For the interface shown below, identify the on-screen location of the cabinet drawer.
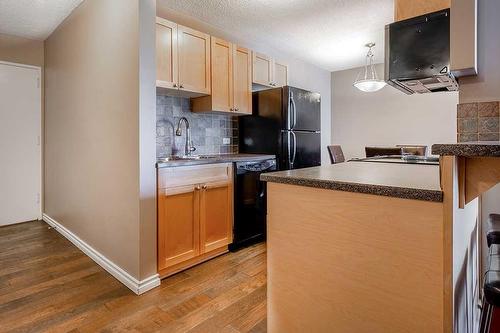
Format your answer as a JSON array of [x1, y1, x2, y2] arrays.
[[158, 163, 231, 189]]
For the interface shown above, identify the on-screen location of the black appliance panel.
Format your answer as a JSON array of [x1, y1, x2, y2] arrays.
[[281, 131, 321, 170], [283, 86, 321, 132], [230, 159, 277, 251], [387, 9, 450, 81]]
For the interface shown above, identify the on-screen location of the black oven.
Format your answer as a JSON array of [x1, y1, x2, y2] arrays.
[[229, 158, 277, 251]]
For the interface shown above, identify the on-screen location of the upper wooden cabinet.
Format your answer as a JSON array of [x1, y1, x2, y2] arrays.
[[156, 17, 288, 108], [156, 18, 211, 97], [394, 0, 450, 21], [156, 18, 177, 89], [252, 52, 273, 87], [192, 38, 252, 114], [233, 46, 252, 115], [157, 163, 233, 277], [273, 61, 289, 88], [252, 51, 288, 88]]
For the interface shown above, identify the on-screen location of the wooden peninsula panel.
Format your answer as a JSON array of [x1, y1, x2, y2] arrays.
[[266, 182, 448, 333]]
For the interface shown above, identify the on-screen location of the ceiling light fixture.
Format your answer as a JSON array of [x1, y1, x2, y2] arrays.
[[353, 43, 386, 92]]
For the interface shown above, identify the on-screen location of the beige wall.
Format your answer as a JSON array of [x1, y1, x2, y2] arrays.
[[331, 64, 458, 159], [0, 33, 44, 67], [44, 0, 145, 278], [156, 7, 332, 165], [138, 0, 158, 280]]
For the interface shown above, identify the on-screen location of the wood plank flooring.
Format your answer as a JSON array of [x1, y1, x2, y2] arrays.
[[0, 221, 267, 333]]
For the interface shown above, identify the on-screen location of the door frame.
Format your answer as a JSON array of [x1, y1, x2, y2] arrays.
[[0, 61, 43, 222]]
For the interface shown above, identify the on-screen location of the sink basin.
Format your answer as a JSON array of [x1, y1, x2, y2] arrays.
[[160, 155, 218, 162]]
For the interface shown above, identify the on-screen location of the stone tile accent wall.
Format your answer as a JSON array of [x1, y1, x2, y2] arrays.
[[156, 95, 239, 158], [457, 101, 500, 142]]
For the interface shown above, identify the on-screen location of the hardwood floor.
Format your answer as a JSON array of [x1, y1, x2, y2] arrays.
[[0, 221, 267, 333]]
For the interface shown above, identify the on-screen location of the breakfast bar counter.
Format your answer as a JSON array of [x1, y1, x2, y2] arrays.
[[261, 160, 450, 333], [262, 143, 500, 333], [261, 160, 443, 202]]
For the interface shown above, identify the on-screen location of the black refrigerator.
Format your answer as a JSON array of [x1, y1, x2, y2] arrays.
[[239, 86, 321, 170]]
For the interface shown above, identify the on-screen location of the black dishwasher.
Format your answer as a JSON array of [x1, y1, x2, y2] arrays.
[[229, 158, 277, 251]]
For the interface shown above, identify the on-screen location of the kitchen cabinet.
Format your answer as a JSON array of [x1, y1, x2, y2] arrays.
[[156, 17, 211, 97], [157, 163, 233, 277], [200, 180, 233, 253], [233, 46, 252, 114], [192, 38, 252, 114], [450, 0, 477, 77], [252, 51, 288, 88], [156, 18, 177, 89], [252, 52, 273, 87], [394, 0, 450, 21], [273, 61, 289, 88], [158, 184, 200, 269]]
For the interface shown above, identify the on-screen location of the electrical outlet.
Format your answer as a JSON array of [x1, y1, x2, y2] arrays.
[[222, 137, 231, 145]]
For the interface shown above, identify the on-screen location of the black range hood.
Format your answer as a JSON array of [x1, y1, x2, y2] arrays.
[[385, 8, 458, 94]]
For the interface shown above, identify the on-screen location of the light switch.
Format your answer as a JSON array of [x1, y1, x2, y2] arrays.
[[222, 137, 231, 145]]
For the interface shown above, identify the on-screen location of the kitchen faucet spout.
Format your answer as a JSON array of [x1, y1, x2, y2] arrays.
[[176, 117, 196, 156]]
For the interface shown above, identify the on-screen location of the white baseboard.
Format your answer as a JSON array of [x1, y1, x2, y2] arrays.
[[42, 214, 160, 295]]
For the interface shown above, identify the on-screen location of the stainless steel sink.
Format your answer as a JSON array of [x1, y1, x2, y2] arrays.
[[160, 155, 218, 162]]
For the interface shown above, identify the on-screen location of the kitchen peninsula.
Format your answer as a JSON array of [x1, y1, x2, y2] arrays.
[[261, 143, 500, 333]]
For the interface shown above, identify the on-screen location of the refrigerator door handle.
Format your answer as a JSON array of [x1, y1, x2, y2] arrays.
[[291, 131, 297, 167], [287, 131, 292, 167], [290, 91, 297, 130]]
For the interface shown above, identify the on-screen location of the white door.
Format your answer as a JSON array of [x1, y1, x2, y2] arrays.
[[0, 62, 42, 226]]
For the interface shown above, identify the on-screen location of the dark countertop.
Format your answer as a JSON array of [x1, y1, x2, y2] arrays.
[[156, 153, 276, 168], [260, 161, 443, 202], [432, 141, 500, 157]]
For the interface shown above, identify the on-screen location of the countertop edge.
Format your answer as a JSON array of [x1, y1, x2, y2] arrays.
[[260, 174, 444, 203], [432, 142, 500, 157], [156, 154, 276, 168]]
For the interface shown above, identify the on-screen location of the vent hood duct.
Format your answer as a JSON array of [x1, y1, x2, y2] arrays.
[[385, 9, 458, 94]]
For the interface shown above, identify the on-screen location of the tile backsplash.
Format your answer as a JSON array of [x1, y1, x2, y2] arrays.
[[457, 101, 500, 142], [156, 95, 239, 158]]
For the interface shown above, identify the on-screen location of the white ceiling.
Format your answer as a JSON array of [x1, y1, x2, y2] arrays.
[[0, 0, 84, 40], [158, 0, 394, 72]]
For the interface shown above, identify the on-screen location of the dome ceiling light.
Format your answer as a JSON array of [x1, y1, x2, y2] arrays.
[[353, 43, 386, 92]]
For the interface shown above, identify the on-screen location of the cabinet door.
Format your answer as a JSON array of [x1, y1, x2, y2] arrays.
[[158, 185, 200, 271], [211, 37, 233, 112], [177, 25, 211, 95], [394, 0, 450, 21], [273, 61, 288, 87], [156, 18, 178, 89], [233, 46, 252, 114], [199, 181, 233, 253], [252, 52, 273, 87]]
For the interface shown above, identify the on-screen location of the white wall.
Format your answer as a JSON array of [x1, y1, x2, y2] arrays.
[[156, 7, 332, 164], [331, 64, 459, 159]]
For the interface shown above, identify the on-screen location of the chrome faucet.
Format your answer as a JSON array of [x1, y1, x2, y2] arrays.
[[175, 117, 196, 156]]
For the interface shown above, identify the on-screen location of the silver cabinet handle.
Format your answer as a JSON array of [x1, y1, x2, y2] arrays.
[[179, 84, 184, 88], [202, 185, 208, 190], [173, 83, 177, 88], [230, 108, 234, 111], [235, 108, 239, 112], [195, 185, 201, 190]]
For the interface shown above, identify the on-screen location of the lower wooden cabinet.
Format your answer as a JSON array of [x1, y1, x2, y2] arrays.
[[200, 181, 233, 253], [158, 184, 200, 270], [157, 163, 233, 277]]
